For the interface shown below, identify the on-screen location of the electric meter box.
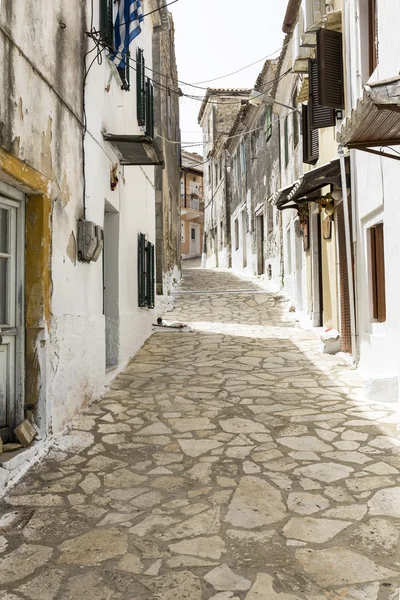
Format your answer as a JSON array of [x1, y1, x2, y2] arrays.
[[77, 220, 97, 262]]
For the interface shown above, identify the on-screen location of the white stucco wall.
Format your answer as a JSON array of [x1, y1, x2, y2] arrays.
[[344, 0, 400, 401], [49, 3, 157, 431]]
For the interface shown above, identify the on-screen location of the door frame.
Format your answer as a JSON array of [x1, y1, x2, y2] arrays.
[[190, 222, 201, 255], [0, 180, 25, 439]]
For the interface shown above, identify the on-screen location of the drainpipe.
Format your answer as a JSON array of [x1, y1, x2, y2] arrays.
[[338, 145, 357, 362]]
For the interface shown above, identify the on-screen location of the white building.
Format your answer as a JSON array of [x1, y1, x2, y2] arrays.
[[0, 0, 168, 480], [340, 0, 400, 402]]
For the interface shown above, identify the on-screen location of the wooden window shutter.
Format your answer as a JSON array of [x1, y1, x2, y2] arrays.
[[100, 0, 114, 48], [145, 79, 154, 139], [370, 223, 386, 322], [264, 107, 272, 141], [118, 51, 130, 91], [138, 233, 146, 307], [308, 59, 335, 129], [125, 51, 130, 91], [317, 29, 345, 109], [302, 104, 319, 164], [368, 0, 378, 74], [136, 49, 146, 127], [284, 116, 289, 166], [146, 242, 155, 309]]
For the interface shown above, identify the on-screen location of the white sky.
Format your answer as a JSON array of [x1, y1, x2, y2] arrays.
[[169, 0, 289, 153]]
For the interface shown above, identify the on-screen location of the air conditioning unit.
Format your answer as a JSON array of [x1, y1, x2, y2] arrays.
[[305, 0, 326, 31], [293, 24, 315, 73]]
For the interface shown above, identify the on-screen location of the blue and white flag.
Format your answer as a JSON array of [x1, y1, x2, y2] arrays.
[[110, 0, 144, 68]]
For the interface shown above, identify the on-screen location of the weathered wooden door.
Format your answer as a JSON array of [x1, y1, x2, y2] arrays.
[[0, 185, 25, 442]]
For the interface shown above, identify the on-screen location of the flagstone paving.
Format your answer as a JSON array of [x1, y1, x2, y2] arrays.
[[1, 262, 400, 599]]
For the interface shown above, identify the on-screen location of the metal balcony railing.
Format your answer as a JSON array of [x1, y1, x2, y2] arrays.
[[181, 194, 204, 211]]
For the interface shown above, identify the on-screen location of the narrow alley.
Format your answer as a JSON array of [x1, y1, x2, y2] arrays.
[[1, 262, 400, 600]]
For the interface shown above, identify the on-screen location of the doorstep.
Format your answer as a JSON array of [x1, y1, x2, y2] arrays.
[[0, 438, 51, 497]]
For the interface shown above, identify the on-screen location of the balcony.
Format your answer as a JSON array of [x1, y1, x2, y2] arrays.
[[181, 194, 204, 211]]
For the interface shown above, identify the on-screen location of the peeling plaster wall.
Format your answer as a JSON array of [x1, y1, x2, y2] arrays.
[[0, 0, 158, 435]]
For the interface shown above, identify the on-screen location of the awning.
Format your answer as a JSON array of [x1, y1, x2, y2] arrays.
[[270, 182, 299, 208], [339, 77, 400, 160], [103, 134, 164, 166], [276, 158, 347, 210]]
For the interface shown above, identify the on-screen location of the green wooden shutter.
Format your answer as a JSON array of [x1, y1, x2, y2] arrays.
[[317, 29, 345, 109], [136, 49, 146, 126], [146, 242, 155, 309], [302, 104, 319, 164], [118, 51, 130, 91], [309, 59, 335, 129], [100, 0, 113, 48], [284, 116, 289, 166], [138, 233, 146, 307], [125, 51, 131, 91], [145, 79, 154, 138]]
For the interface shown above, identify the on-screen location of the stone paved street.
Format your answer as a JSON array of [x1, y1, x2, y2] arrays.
[[1, 262, 400, 599]]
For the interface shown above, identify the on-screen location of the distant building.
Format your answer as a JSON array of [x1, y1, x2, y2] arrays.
[[198, 89, 251, 268], [180, 151, 204, 258]]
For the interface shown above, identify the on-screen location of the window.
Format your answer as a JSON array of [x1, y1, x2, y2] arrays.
[[100, 0, 130, 91], [286, 225, 292, 275], [220, 221, 224, 249], [117, 52, 130, 91], [235, 218, 239, 250], [239, 142, 246, 173], [167, 92, 172, 138], [145, 78, 154, 138], [284, 116, 289, 167], [369, 223, 386, 322], [251, 134, 256, 156], [308, 58, 335, 129], [136, 49, 154, 136], [292, 91, 299, 148], [368, 0, 378, 74], [302, 104, 319, 164], [265, 107, 272, 141], [317, 29, 345, 110], [138, 234, 155, 309], [100, 0, 113, 48], [191, 228, 196, 240], [136, 49, 146, 126], [181, 221, 185, 243]]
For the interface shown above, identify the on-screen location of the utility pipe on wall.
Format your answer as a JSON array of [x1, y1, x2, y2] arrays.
[[338, 145, 357, 362]]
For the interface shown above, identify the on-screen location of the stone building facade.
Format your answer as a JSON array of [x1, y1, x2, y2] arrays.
[[225, 60, 282, 283], [153, 12, 181, 296], [198, 89, 250, 268]]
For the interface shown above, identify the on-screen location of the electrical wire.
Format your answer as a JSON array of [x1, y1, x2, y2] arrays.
[[82, 30, 107, 219], [87, 32, 293, 113], [112, 0, 180, 30], [88, 27, 293, 94], [189, 38, 297, 85]]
